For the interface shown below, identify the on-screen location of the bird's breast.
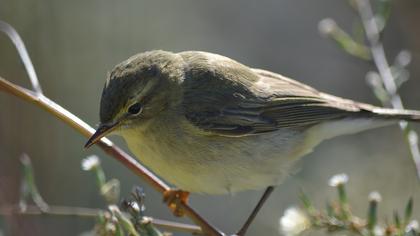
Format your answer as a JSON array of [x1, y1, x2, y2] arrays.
[[120, 113, 310, 194]]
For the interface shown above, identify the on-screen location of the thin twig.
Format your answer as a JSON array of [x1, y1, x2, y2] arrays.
[[0, 204, 102, 218], [0, 204, 202, 234], [19, 153, 49, 212], [0, 21, 42, 94], [152, 218, 202, 234], [354, 0, 420, 179], [0, 21, 222, 236]]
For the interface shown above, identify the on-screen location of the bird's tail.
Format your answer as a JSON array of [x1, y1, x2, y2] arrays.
[[308, 106, 420, 142], [367, 106, 420, 122]]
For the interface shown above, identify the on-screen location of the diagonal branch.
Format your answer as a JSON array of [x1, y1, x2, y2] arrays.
[[0, 21, 223, 236], [0, 76, 221, 235]]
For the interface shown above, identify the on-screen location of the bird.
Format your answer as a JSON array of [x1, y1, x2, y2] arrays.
[[85, 50, 420, 234]]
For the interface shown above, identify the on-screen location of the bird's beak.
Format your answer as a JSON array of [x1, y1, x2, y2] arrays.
[[84, 121, 120, 148]]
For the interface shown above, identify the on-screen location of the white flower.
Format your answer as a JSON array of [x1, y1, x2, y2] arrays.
[[368, 191, 382, 203], [318, 18, 337, 36], [141, 216, 153, 225], [405, 220, 419, 233], [108, 204, 120, 213], [374, 225, 385, 236], [396, 50, 412, 67], [130, 201, 141, 213], [279, 207, 310, 236], [328, 173, 349, 187], [81, 155, 100, 171]]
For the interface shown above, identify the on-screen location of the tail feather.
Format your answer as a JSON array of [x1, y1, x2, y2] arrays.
[[368, 107, 420, 122], [304, 105, 420, 147]]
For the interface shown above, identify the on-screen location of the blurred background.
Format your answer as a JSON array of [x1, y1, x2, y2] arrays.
[[1, 0, 420, 235]]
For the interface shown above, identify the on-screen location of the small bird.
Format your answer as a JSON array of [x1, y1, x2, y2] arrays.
[[85, 50, 420, 231]]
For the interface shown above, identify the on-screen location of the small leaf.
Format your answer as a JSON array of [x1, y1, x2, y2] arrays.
[[299, 190, 314, 213], [366, 71, 391, 103], [351, 19, 365, 44], [336, 184, 351, 220], [318, 18, 371, 60], [367, 196, 379, 231], [404, 198, 413, 224], [367, 203, 380, 236], [109, 205, 139, 236], [114, 223, 125, 236], [394, 210, 401, 230], [375, 0, 392, 32], [326, 200, 334, 218], [19, 153, 49, 212], [391, 66, 409, 89]]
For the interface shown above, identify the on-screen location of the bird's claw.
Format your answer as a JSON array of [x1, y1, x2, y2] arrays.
[[163, 189, 190, 217]]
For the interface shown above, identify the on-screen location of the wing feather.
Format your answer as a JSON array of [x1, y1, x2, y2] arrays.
[[180, 52, 368, 136]]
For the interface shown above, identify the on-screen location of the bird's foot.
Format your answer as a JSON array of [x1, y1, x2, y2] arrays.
[[163, 189, 190, 217]]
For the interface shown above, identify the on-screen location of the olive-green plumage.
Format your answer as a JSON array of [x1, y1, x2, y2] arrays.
[[89, 50, 420, 194]]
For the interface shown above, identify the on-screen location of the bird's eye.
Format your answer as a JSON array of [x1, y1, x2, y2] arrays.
[[127, 103, 143, 115]]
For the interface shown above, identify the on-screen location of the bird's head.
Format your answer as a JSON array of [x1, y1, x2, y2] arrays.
[[85, 50, 184, 148]]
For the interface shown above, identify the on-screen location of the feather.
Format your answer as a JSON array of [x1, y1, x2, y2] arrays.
[[180, 52, 420, 136]]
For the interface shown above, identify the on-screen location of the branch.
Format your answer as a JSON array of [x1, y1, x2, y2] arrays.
[[354, 0, 420, 179], [0, 20, 222, 236], [0, 204, 202, 234], [0, 204, 101, 218], [0, 21, 42, 94]]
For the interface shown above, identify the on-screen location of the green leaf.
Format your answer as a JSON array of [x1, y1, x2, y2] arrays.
[[19, 153, 49, 212], [394, 210, 401, 229], [326, 200, 334, 218], [299, 190, 314, 213], [404, 197, 413, 224], [375, 0, 392, 31], [367, 199, 378, 231], [114, 224, 125, 236], [318, 18, 371, 60], [109, 205, 139, 236], [336, 184, 351, 220]]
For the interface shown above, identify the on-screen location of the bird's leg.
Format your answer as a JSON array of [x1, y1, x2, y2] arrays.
[[163, 189, 190, 217], [235, 186, 275, 236]]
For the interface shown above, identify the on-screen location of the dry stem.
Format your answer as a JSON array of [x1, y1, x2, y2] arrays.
[[0, 204, 202, 234]]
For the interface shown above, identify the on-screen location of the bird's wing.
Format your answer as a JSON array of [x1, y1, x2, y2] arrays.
[[180, 52, 370, 137]]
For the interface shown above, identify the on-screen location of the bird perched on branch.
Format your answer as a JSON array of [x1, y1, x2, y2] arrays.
[[85, 50, 420, 231]]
